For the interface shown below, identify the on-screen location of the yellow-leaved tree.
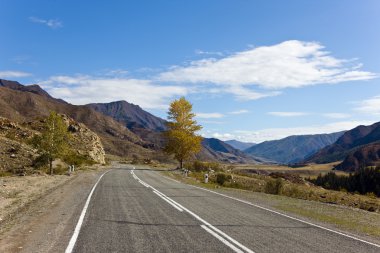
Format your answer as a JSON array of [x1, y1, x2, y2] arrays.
[[164, 97, 203, 169]]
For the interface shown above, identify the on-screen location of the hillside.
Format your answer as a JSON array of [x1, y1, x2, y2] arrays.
[[334, 143, 380, 172], [307, 122, 380, 164], [0, 79, 154, 159], [199, 138, 265, 164], [87, 101, 167, 131], [244, 132, 344, 164], [0, 115, 105, 174], [0, 79, 259, 164], [87, 100, 258, 164], [225, 140, 255, 151]]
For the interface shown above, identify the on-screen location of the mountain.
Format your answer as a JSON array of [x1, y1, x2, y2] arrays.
[[306, 122, 380, 171], [87, 101, 262, 164], [0, 79, 259, 164], [0, 79, 154, 159], [225, 140, 255, 151], [87, 101, 167, 131], [244, 132, 344, 164], [199, 138, 265, 164]]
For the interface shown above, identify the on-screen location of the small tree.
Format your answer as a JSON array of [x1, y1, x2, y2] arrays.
[[164, 97, 203, 169], [31, 112, 70, 175]]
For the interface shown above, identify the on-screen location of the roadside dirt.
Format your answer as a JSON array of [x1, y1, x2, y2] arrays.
[[0, 167, 108, 253]]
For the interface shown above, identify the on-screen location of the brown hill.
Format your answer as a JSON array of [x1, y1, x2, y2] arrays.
[[307, 122, 380, 164], [0, 80, 153, 159], [334, 143, 380, 172]]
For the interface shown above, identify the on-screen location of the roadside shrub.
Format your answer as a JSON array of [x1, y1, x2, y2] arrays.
[[265, 178, 284, 195], [63, 152, 95, 167], [216, 173, 229, 185], [33, 153, 50, 168], [187, 161, 222, 172]]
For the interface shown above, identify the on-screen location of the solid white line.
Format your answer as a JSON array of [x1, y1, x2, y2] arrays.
[[65, 170, 111, 253], [153, 190, 185, 212], [201, 225, 244, 253], [132, 169, 254, 253], [153, 191, 184, 212], [163, 175, 380, 249]]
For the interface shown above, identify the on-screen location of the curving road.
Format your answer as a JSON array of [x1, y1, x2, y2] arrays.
[[67, 166, 380, 253]]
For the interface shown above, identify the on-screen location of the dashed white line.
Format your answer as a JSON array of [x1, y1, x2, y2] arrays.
[[131, 168, 254, 253], [65, 170, 111, 253]]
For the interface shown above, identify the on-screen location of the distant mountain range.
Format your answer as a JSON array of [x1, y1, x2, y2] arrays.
[[244, 132, 345, 164], [225, 140, 255, 151], [307, 122, 380, 172]]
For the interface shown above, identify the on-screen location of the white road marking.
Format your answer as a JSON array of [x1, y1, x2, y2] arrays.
[[153, 191, 184, 212], [131, 168, 254, 253], [201, 225, 245, 253], [65, 170, 111, 253], [163, 174, 380, 249]]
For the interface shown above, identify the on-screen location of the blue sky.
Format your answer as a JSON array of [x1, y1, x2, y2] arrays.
[[1, 0, 380, 143]]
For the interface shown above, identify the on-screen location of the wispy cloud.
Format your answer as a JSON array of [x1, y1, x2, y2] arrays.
[[0, 70, 32, 78], [229, 109, 249, 115], [322, 113, 351, 119], [354, 95, 380, 115], [41, 75, 188, 109], [196, 112, 224, 119], [268, 111, 309, 117], [29, 16, 63, 29], [206, 120, 376, 143], [158, 40, 377, 100], [195, 49, 224, 56]]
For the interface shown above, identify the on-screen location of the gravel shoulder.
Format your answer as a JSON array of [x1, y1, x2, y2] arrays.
[[0, 166, 109, 253]]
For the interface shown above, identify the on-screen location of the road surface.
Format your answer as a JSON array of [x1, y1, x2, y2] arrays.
[[67, 167, 380, 253]]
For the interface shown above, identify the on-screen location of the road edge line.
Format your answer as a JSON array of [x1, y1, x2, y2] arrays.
[[65, 170, 111, 253]]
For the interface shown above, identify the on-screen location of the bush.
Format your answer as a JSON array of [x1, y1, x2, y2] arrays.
[[265, 178, 284, 195], [216, 173, 227, 185], [33, 153, 50, 168], [63, 151, 95, 167], [187, 161, 222, 172]]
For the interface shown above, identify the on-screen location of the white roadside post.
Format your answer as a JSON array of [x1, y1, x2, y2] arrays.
[[204, 173, 209, 183]]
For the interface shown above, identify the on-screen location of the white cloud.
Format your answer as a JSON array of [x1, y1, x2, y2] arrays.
[[229, 109, 249, 115], [205, 120, 376, 143], [0, 70, 32, 78], [322, 113, 351, 119], [196, 112, 224, 119], [41, 75, 188, 109], [268, 111, 309, 117], [354, 95, 380, 115], [158, 40, 377, 100], [29, 16, 63, 29]]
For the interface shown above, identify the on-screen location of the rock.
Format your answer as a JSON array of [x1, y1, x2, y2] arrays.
[[10, 154, 16, 158]]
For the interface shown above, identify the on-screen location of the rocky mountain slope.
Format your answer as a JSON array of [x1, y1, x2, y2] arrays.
[[225, 140, 255, 151], [0, 79, 258, 164], [244, 132, 344, 164], [87, 101, 167, 131], [0, 115, 105, 174], [0, 79, 154, 159]]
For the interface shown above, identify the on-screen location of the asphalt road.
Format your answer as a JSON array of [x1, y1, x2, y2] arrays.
[[68, 167, 380, 253]]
